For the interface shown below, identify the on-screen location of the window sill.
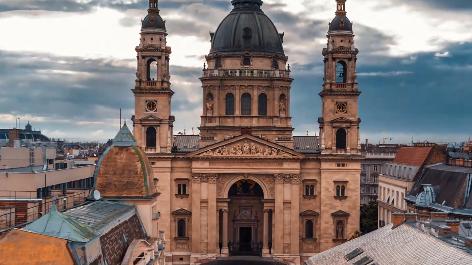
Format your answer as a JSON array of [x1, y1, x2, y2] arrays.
[[302, 238, 317, 242], [334, 196, 348, 200], [332, 238, 347, 243], [303, 195, 317, 200], [174, 237, 189, 241], [175, 194, 189, 199]]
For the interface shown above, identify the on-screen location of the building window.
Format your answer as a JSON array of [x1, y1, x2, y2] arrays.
[[305, 220, 314, 239], [272, 58, 279, 69], [243, 56, 251, 66], [225, 93, 235, 115], [258, 93, 267, 116], [336, 128, 347, 150], [335, 220, 345, 239], [241, 93, 252, 115], [178, 184, 187, 195], [146, 127, 157, 148], [176, 180, 189, 197], [147, 59, 158, 81], [304, 184, 316, 197], [177, 219, 186, 238], [373, 165, 378, 172], [335, 182, 347, 199], [215, 57, 222, 68], [335, 61, 347, 83]]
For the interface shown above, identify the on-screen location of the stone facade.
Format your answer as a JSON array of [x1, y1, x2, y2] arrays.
[[132, 1, 361, 264]]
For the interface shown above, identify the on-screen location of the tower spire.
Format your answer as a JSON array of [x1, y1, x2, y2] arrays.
[[335, 0, 347, 16], [149, 0, 159, 10]]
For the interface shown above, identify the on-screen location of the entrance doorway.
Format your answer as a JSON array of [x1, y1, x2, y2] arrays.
[[227, 179, 264, 256], [239, 227, 252, 252]]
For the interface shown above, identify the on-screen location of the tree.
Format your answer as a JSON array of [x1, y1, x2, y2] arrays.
[[360, 201, 378, 234]]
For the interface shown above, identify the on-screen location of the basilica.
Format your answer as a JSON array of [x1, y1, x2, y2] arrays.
[[95, 0, 362, 264]]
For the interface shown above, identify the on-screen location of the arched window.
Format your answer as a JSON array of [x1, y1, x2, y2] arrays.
[[225, 93, 235, 115], [305, 220, 314, 239], [336, 220, 345, 239], [336, 185, 341, 197], [258, 93, 267, 116], [146, 127, 157, 148], [336, 61, 347, 83], [336, 128, 347, 150], [341, 186, 346, 197], [177, 219, 186, 238], [147, 59, 158, 81], [241, 93, 252, 115]]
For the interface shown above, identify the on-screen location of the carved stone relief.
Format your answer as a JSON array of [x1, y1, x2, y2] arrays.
[[199, 140, 293, 158]]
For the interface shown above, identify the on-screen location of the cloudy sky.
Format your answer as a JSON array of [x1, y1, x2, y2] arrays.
[[0, 0, 470, 143]]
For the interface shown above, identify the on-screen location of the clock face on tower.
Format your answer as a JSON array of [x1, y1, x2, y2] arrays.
[[145, 100, 158, 112]]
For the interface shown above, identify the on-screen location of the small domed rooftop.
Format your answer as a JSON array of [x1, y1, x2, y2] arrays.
[[141, 0, 166, 31], [94, 124, 157, 199], [210, 0, 284, 55], [329, 0, 353, 32]]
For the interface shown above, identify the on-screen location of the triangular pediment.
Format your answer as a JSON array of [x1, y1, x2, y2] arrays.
[[188, 135, 303, 159], [139, 114, 162, 121], [172, 208, 192, 216], [331, 210, 350, 217], [330, 117, 353, 124], [300, 210, 320, 217]]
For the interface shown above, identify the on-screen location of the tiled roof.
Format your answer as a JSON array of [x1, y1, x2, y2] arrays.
[[306, 223, 472, 265], [172, 135, 321, 154], [393, 146, 433, 167], [293, 136, 320, 153], [409, 164, 472, 210], [173, 135, 199, 152], [113, 123, 136, 147]]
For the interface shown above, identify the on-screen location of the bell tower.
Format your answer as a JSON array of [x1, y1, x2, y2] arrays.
[[133, 0, 174, 153], [319, 0, 361, 155]]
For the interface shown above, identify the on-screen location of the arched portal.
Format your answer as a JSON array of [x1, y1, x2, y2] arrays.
[[227, 179, 264, 256]]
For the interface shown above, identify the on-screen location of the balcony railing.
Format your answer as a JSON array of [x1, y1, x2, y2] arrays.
[[202, 69, 291, 79]]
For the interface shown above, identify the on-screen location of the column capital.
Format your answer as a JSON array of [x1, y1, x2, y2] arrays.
[[291, 174, 301, 184]]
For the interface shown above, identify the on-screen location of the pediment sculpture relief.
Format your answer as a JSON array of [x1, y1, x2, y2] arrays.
[[199, 140, 293, 158]]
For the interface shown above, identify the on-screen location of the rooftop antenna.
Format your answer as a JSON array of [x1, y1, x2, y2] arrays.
[[120, 108, 122, 128]]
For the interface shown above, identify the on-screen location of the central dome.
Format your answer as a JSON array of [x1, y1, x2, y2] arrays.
[[210, 0, 285, 55]]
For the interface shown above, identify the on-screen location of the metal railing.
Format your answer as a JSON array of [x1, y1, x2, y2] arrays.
[[0, 190, 89, 232], [203, 69, 291, 79]]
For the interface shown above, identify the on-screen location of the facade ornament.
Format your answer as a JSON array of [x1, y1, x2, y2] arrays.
[[200, 140, 292, 158], [279, 97, 287, 115], [291, 174, 301, 184]]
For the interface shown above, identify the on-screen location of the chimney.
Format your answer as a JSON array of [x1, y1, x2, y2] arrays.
[[446, 220, 460, 234], [392, 212, 405, 228], [430, 212, 449, 221], [7, 129, 20, 147], [404, 213, 417, 223], [437, 225, 452, 237]]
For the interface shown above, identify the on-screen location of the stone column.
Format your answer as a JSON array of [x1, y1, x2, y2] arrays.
[[222, 208, 229, 255], [191, 175, 201, 253], [274, 174, 284, 254], [262, 208, 270, 255], [207, 175, 218, 254], [290, 175, 301, 255]]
